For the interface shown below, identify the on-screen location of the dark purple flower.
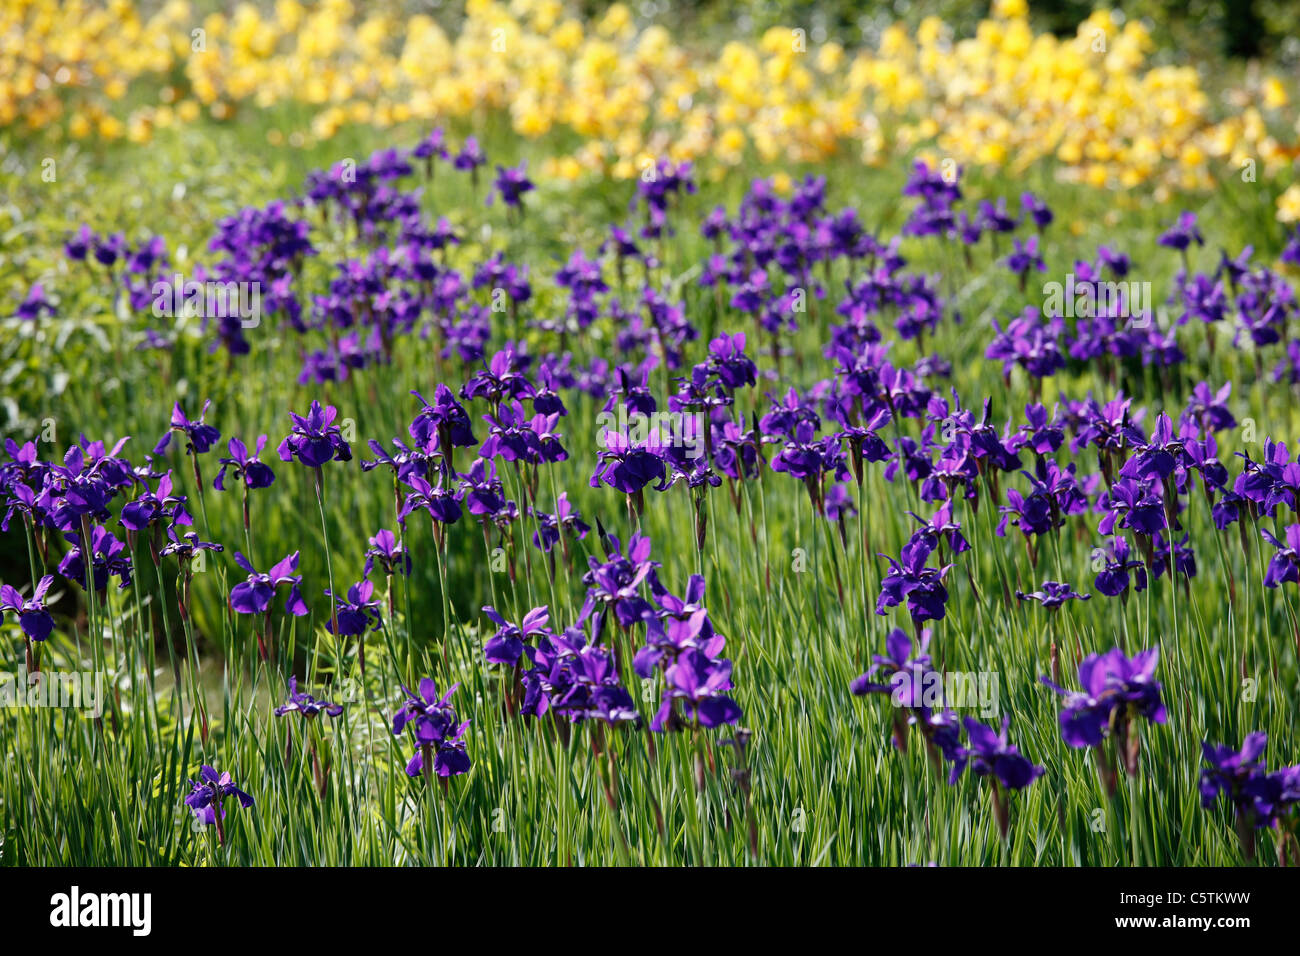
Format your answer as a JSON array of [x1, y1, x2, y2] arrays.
[[1021, 192, 1053, 229], [654, 646, 741, 729], [214, 436, 276, 490], [453, 137, 485, 172], [364, 528, 410, 577], [1015, 580, 1090, 610], [580, 530, 658, 639], [1261, 525, 1300, 588], [325, 579, 382, 636], [120, 471, 191, 532], [15, 283, 55, 321], [278, 401, 352, 468], [531, 492, 590, 553], [274, 676, 344, 718], [522, 626, 640, 725], [391, 678, 471, 778], [952, 716, 1044, 791], [1157, 211, 1204, 252], [398, 473, 463, 526], [0, 575, 56, 641], [707, 332, 758, 390], [877, 537, 951, 625], [57, 525, 133, 591], [591, 427, 667, 496], [409, 385, 477, 451], [154, 400, 220, 457], [489, 162, 534, 210], [1093, 536, 1147, 597], [229, 551, 309, 616], [482, 604, 550, 666], [184, 765, 254, 828], [159, 528, 223, 566], [1199, 732, 1289, 857], [1041, 647, 1166, 761]]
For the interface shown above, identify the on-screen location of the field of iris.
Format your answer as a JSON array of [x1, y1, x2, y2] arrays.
[[3, 1, 1300, 868]]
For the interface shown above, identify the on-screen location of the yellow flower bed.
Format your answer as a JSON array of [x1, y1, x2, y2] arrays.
[[3, 0, 1296, 218]]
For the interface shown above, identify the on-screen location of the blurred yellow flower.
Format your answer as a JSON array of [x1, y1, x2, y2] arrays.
[[1279, 184, 1300, 224]]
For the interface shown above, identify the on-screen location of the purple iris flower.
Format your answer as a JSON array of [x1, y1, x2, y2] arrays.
[[1004, 236, 1046, 283], [1093, 537, 1147, 598], [1098, 477, 1167, 536], [977, 198, 1018, 235], [1157, 211, 1204, 252], [154, 400, 221, 457], [522, 626, 640, 725], [460, 458, 505, 516], [1198, 732, 1294, 858], [229, 551, 309, 616], [93, 231, 127, 267], [274, 676, 344, 718], [591, 427, 667, 496], [409, 386, 477, 451], [848, 626, 962, 763], [453, 137, 486, 173], [1151, 532, 1196, 580], [952, 716, 1044, 791], [214, 436, 276, 490], [906, 501, 969, 554], [0, 575, 56, 641], [364, 528, 410, 577], [1022, 403, 1064, 455], [57, 525, 133, 591], [398, 473, 463, 526], [482, 605, 550, 666], [489, 163, 534, 210], [1201, 732, 1270, 813], [1021, 192, 1053, 229], [996, 484, 1056, 539], [769, 418, 831, 480], [120, 471, 191, 532], [1040, 647, 1166, 784], [1015, 581, 1090, 610], [64, 224, 96, 261], [876, 537, 951, 626], [531, 492, 590, 553], [618, 568, 727, 727], [760, 387, 820, 439], [15, 283, 55, 321], [1261, 525, 1300, 588], [1182, 381, 1236, 434], [986, 308, 1066, 381], [159, 528, 223, 567], [462, 349, 536, 406], [605, 364, 658, 417], [478, 401, 541, 463], [412, 127, 447, 163], [1097, 244, 1131, 277], [278, 401, 352, 468], [325, 579, 382, 636], [391, 678, 471, 778], [184, 765, 254, 828], [850, 627, 931, 700], [580, 531, 658, 639], [654, 647, 741, 729], [707, 332, 758, 389], [1181, 430, 1229, 491], [1119, 412, 1182, 482], [1236, 439, 1300, 516]]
